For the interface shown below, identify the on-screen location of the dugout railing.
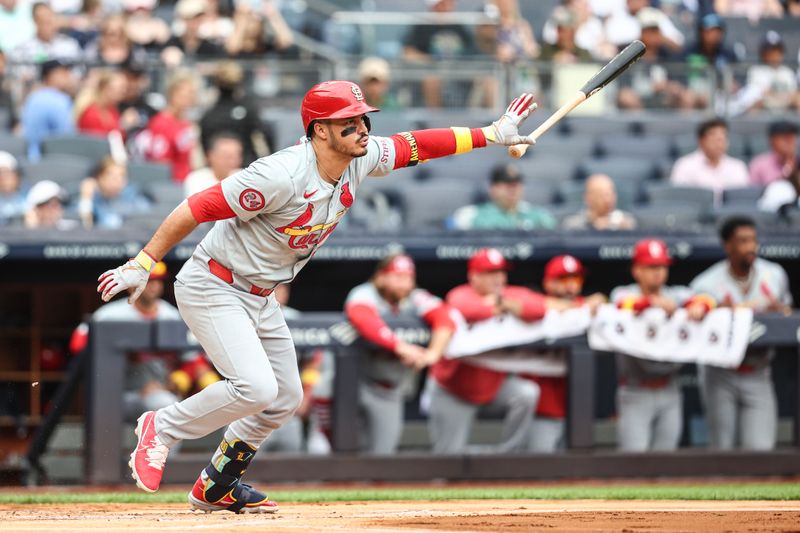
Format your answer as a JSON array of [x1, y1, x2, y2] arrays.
[[77, 313, 800, 486]]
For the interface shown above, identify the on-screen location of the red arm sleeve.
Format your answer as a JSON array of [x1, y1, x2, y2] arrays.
[[187, 182, 236, 223], [501, 287, 547, 322], [391, 128, 487, 169], [446, 286, 496, 323], [345, 302, 399, 352], [422, 303, 457, 332]]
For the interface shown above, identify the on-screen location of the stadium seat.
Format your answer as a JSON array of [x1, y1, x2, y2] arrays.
[[633, 205, 704, 231], [706, 205, 777, 227], [644, 184, 715, 209], [20, 154, 94, 184], [577, 156, 657, 182], [146, 181, 185, 207], [128, 162, 172, 189], [416, 149, 509, 184], [0, 108, 10, 131], [728, 116, 774, 136], [556, 180, 585, 207], [514, 155, 579, 183], [560, 116, 637, 136], [723, 187, 764, 206], [522, 179, 558, 205], [414, 109, 497, 129], [0, 132, 26, 158], [528, 134, 597, 160], [401, 179, 477, 229], [41, 135, 111, 163], [597, 135, 673, 160], [370, 112, 419, 137], [638, 114, 701, 136]]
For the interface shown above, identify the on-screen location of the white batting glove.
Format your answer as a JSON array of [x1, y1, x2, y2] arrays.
[[482, 93, 538, 146], [97, 251, 157, 303]]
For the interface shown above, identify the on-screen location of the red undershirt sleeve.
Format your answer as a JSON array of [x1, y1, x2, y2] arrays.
[[391, 128, 487, 169], [187, 182, 237, 223], [345, 302, 399, 352], [422, 303, 457, 332]]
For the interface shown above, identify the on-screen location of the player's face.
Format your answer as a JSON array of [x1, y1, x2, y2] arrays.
[[378, 271, 415, 302], [632, 264, 668, 292], [725, 226, 758, 271], [544, 275, 583, 299], [469, 270, 507, 296], [324, 115, 370, 158]]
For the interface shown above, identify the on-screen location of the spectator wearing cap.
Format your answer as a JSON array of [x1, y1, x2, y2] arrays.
[[124, 0, 170, 52], [403, 0, 476, 108], [344, 253, 456, 454], [541, 0, 616, 61], [358, 57, 399, 111], [617, 8, 702, 111], [427, 248, 581, 453], [610, 239, 714, 451], [669, 118, 749, 206], [538, 6, 593, 64], [84, 13, 149, 67], [12, 2, 83, 65], [161, 0, 224, 67], [733, 32, 799, 114], [713, 0, 783, 21], [21, 59, 76, 161], [522, 255, 606, 452], [449, 164, 556, 231], [184, 133, 243, 197], [23, 179, 78, 229], [605, 0, 685, 52], [135, 72, 198, 182], [77, 157, 151, 229], [72, 261, 184, 422], [750, 120, 799, 188], [691, 217, 792, 450], [682, 13, 738, 72], [199, 61, 273, 164], [0, 0, 35, 53], [118, 57, 157, 139], [0, 151, 26, 224], [562, 174, 636, 231]]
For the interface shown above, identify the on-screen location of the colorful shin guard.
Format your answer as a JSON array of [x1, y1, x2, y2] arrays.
[[202, 439, 257, 507]]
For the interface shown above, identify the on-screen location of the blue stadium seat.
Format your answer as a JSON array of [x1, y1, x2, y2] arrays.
[[639, 114, 701, 136], [577, 156, 657, 182], [370, 112, 420, 137], [20, 154, 94, 185], [597, 135, 673, 160], [128, 162, 172, 189], [723, 186, 764, 206], [0, 108, 10, 131], [528, 134, 597, 160], [514, 154, 579, 183], [415, 149, 509, 184], [0, 132, 26, 158], [633, 205, 704, 231], [146, 181, 185, 207], [401, 179, 477, 229], [644, 183, 715, 209], [41, 135, 111, 164], [560, 116, 637, 136]]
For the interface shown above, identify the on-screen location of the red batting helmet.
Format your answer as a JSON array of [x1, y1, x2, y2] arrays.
[[301, 80, 379, 137]]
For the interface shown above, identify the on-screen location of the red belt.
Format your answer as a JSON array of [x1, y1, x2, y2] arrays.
[[208, 259, 273, 297], [736, 364, 756, 375], [619, 376, 672, 390]]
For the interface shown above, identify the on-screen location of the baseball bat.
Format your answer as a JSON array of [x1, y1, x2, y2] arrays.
[[508, 40, 646, 159]]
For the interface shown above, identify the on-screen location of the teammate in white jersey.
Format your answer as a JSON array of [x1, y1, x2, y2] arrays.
[[691, 216, 792, 450], [96, 80, 537, 513]]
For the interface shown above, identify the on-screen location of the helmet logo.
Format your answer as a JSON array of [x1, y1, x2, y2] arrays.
[[351, 84, 364, 101]]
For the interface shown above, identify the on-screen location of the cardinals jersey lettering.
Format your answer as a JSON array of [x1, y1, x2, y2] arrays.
[[189, 136, 396, 290]]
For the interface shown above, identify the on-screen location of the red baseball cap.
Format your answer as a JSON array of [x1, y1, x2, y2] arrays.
[[379, 254, 415, 275], [544, 255, 585, 281], [468, 248, 510, 274], [632, 239, 672, 266]]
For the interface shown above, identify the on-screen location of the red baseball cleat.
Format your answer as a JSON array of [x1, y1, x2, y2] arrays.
[[129, 411, 169, 493], [188, 474, 279, 514]]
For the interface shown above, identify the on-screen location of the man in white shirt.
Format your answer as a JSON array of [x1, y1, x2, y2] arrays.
[[183, 133, 243, 197], [669, 118, 749, 206], [605, 0, 685, 51], [732, 31, 799, 114]]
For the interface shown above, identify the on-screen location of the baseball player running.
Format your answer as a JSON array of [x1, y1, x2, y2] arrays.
[[96, 81, 537, 513]]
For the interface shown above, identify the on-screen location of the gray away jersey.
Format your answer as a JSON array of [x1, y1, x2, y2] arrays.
[[195, 136, 397, 288], [690, 258, 792, 310]]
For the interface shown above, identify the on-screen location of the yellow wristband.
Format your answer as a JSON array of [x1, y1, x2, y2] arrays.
[[451, 127, 473, 154], [135, 250, 155, 272]]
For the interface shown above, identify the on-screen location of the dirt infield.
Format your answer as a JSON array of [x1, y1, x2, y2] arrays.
[[2, 500, 800, 532]]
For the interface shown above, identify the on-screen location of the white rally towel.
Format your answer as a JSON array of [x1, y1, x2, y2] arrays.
[[445, 306, 593, 358], [588, 304, 754, 368]]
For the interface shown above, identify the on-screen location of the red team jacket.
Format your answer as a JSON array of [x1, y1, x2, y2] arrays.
[[137, 111, 195, 182], [430, 284, 547, 405]]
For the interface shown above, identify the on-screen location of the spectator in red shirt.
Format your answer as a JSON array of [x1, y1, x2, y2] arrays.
[[521, 255, 605, 452], [427, 248, 571, 454], [344, 253, 456, 454], [135, 72, 198, 181], [76, 69, 128, 139]]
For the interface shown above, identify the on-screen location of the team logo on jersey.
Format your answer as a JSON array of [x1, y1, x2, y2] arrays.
[[275, 183, 355, 249], [239, 189, 265, 211], [351, 84, 364, 101]]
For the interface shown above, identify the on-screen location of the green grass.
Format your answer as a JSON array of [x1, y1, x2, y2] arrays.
[[2, 483, 800, 505]]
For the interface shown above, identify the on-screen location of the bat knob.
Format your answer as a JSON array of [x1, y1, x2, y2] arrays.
[[508, 145, 527, 159]]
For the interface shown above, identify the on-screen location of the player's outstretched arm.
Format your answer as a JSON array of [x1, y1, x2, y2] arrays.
[[385, 94, 537, 171], [97, 202, 199, 303]]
